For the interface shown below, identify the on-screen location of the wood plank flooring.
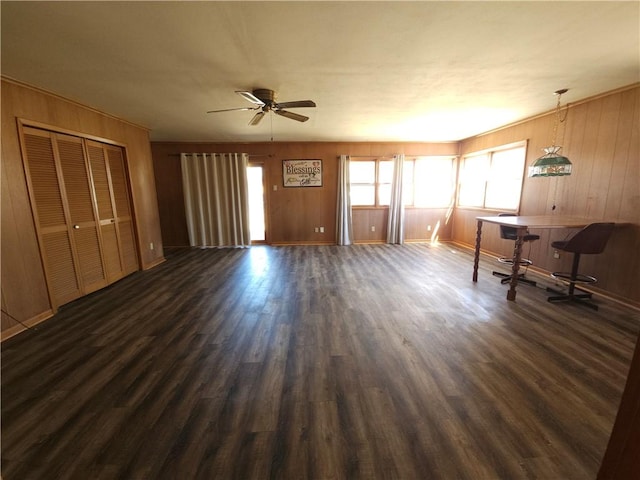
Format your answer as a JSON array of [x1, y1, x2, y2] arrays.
[[2, 243, 639, 479]]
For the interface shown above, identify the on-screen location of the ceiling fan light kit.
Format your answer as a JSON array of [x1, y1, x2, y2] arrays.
[[208, 89, 316, 126]]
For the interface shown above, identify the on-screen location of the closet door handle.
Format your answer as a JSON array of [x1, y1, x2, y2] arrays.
[[73, 225, 80, 229]]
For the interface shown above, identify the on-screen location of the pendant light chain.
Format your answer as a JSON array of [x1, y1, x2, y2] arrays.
[[552, 88, 569, 148], [551, 91, 561, 146]]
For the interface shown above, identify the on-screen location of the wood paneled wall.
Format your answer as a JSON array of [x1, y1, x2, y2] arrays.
[[1, 78, 165, 338], [452, 85, 640, 306], [151, 142, 458, 246], [154, 87, 639, 306], [10, 80, 632, 330]]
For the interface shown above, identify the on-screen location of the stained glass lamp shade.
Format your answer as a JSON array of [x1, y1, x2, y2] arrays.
[[528, 146, 572, 177]]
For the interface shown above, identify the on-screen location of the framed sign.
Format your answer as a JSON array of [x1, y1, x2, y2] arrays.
[[283, 159, 322, 187]]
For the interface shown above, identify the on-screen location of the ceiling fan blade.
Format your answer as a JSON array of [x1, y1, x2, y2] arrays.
[[206, 107, 257, 113], [275, 110, 309, 122], [236, 90, 265, 106], [249, 111, 266, 125], [275, 100, 316, 109]]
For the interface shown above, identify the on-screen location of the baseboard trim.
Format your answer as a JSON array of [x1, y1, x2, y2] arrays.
[[1, 309, 54, 342], [270, 241, 335, 246], [142, 256, 166, 270]]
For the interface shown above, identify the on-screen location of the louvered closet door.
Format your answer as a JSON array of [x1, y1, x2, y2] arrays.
[[86, 140, 124, 282], [22, 126, 139, 310], [56, 133, 107, 294], [22, 127, 81, 306], [106, 145, 138, 274]]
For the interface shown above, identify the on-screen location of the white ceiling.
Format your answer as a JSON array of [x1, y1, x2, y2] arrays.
[[2, 1, 639, 143]]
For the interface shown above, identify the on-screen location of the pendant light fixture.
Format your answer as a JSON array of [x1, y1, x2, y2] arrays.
[[528, 88, 572, 177]]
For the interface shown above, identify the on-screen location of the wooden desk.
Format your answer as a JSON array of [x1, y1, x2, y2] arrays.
[[472, 215, 591, 301]]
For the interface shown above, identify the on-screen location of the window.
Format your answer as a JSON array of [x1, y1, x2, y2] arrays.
[[458, 154, 490, 207], [457, 143, 527, 210], [349, 159, 394, 206], [403, 156, 457, 208]]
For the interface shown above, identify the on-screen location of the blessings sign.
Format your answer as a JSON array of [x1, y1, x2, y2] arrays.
[[283, 159, 322, 187]]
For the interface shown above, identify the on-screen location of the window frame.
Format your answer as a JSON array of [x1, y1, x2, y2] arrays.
[[456, 141, 528, 211], [403, 156, 458, 209], [349, 157, 394, 208]]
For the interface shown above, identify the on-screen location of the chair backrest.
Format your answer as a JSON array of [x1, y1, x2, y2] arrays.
[[562, 222, 615, 254], [498, 213, 518, 240]]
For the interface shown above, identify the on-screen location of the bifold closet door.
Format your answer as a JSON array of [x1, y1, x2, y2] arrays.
[[22, 128, 82, 306], [105, 145, 138, 275], [22, 127, 109, 305], [86, 141, 124, 282], [56, 133, 108, 295], [86, 141, 138, 281]]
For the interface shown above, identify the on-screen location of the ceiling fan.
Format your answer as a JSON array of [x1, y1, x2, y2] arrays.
[[207, 89, 316, 125]]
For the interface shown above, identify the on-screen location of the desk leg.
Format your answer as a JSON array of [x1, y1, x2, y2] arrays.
[[507, 229, 525, 301], [473, 220, 482, 282]]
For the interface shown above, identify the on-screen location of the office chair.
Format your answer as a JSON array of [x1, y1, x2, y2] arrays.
[[492, 213, 540, 287], [546, 222, 615, 311]]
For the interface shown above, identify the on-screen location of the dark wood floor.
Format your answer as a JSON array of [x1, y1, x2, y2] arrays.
[[2, 243, 639, 479]]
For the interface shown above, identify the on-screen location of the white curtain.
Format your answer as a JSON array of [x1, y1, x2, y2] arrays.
[[181, 153, 251, 247], [336, 154, 353, 245], [386, 154, 405, 244]]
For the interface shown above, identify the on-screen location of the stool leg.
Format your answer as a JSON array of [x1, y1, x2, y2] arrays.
[[547, 252, 598, 310], [507, 233, 524, 301], [568, 253, 581, 295]]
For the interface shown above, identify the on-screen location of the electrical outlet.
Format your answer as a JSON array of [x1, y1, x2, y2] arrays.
[[273, 185, 278, 191], [150, 242, 154, 250], [427, 225, 432, 231], [320, 226, 324, 233], [314, 227, 319, 233], [553, 250, 560, 259], [371, 226, 376, 232]]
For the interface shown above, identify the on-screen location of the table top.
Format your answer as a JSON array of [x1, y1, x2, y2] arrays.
[[476, 215, 593, 229]]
